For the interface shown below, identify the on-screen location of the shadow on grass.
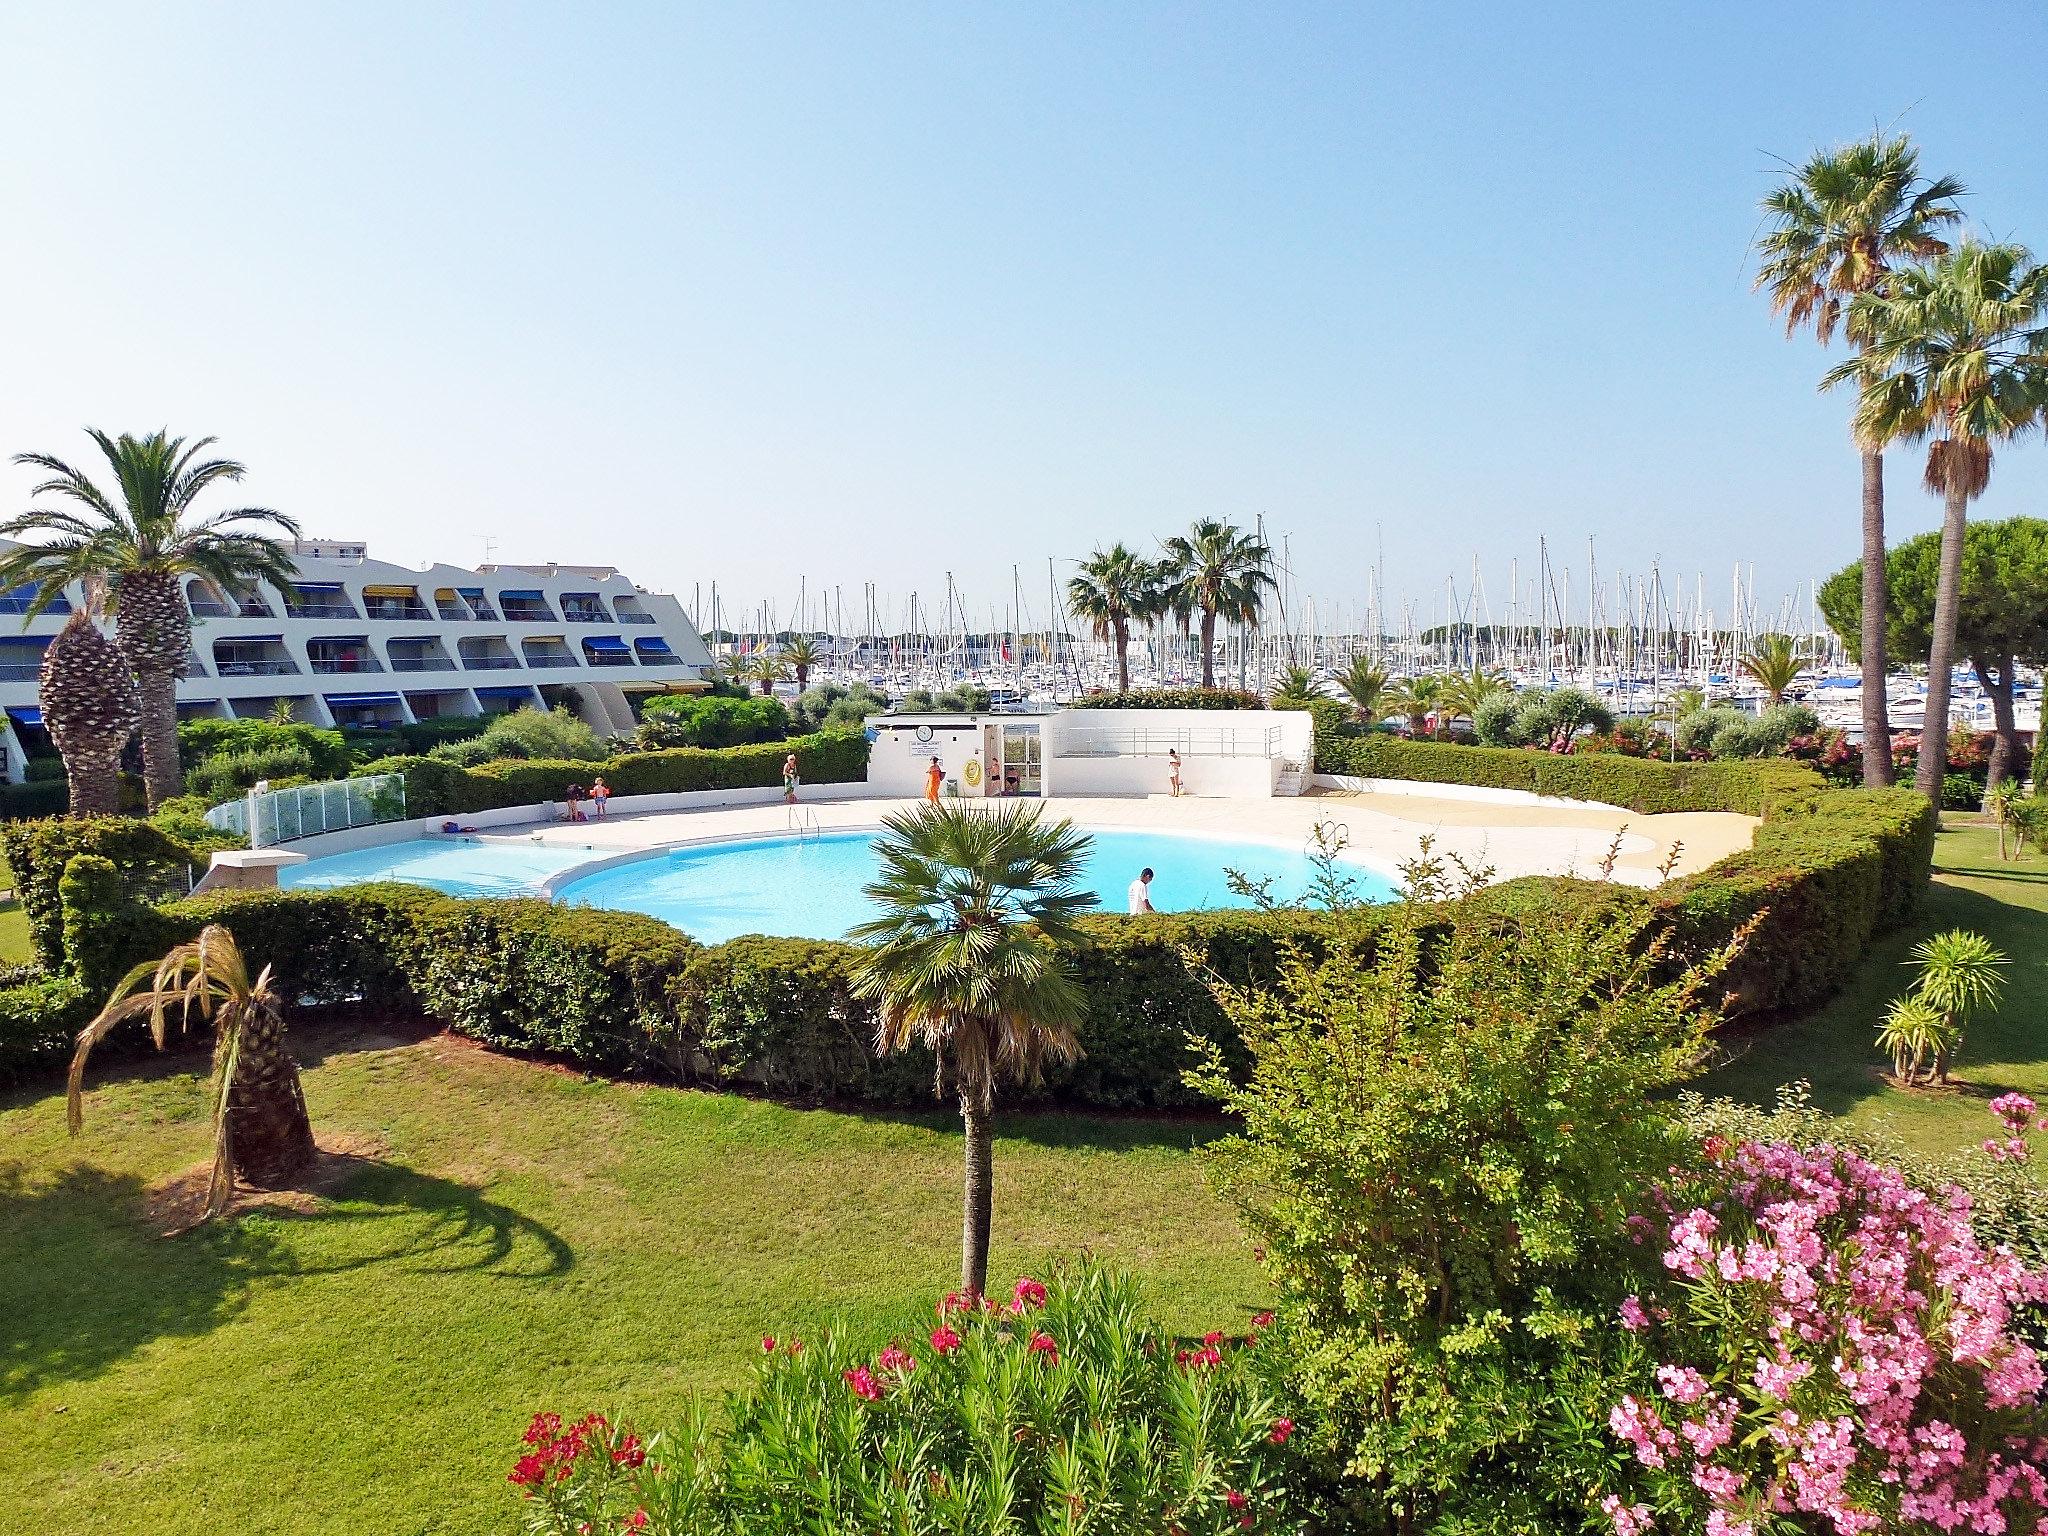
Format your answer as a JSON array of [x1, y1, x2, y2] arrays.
[[0, 1155, 570, 1403], [840, 1101, 1231, 1155]]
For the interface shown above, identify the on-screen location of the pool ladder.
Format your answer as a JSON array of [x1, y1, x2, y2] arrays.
[[786, 805, 822, 843]]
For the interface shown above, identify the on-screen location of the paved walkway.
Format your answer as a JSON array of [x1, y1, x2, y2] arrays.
[[491, 788, 1754, 890]]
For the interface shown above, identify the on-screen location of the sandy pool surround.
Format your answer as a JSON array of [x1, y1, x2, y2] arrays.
[[255, 783, 1756, 895]]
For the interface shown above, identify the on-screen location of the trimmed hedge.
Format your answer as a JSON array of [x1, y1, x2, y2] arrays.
[[1069, 688, 1264, 711], [0, 815, 203, 970], [357, 730, 869, 817]]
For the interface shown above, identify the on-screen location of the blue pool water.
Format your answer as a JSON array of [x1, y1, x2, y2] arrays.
[[280, 838, 598, 896], [282, 828, 1395, 943]]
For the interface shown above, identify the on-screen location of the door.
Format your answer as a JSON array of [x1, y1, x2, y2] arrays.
[[1000, 725, 1042, 797]]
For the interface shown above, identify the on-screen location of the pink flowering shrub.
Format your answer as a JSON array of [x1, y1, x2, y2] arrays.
[[506, 1263, 1305, 1534], [1606, 1117, 2048, 1536]]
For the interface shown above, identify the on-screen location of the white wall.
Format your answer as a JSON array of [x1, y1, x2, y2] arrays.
[[866, 717, 990, 798], [1055, 753, 1276, 797]]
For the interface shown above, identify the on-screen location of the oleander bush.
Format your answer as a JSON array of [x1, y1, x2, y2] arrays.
[[501, 1263, 1314, 1536], [184, 743, 319, 804], [177, 717, 354, 778]]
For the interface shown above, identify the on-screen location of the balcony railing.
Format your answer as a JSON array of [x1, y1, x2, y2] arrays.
[[521, 651, 579, 669], [584, 652, 636, 668], [309, 656, 384, 675], [562, 607, 612, 624], [364, 601, 433, 622], [616, 612, 657, 625], [502, 603, 556, 622], [462, 655, 522, 670], [1058, 725, 1282, 759], [0, 663, 41, 681], [214, 659, 300, 677], [187, 600, 233, 618], [285, 601, 362, 619], [389, 657, 456, 672], [434, 603, 473, 621]]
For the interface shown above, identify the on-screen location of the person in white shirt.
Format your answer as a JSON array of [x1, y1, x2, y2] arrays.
[[1127, 867, 1155, 914]]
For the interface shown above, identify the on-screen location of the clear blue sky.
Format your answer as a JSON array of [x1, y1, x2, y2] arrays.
[[2, 3, 2044, 635]]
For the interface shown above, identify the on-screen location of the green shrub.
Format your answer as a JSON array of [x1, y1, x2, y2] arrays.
[[1943, 772, 1983, 811], [1501, 685, 1613, 745], [0, 780, 68, 821], [1069, 687, 1263, 710], [0, 815, 202, 970], [176, 718, 351, 778], [0, 971, 89, 1083], [895, 684, 992, 713], [468, 705, 607, 762], [636, 693, 790, 749], [185, 743, 318, 803], [21, 757, 66, 783], [499, 1262, 1308, 1535], [1470, 691, 1520, 745]]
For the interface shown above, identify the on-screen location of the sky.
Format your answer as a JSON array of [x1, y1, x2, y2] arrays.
[[2, 2, 2046, 639]]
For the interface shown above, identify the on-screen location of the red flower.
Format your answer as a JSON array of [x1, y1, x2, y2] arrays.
[[877, 1344, 916, 1375], [523, 1412, 561, 1447], [788, 1339, 803, 1356], [1010, 1277, 1048, 1313], [1027, 1330, 1059, 1364], [1269, 1417, 1295, 1445], [611, 1434, 645, 1468], [1227, 1489, 1249, 1511], [1251, 1312, 1274, 1330], [930, 1325, 963, 1356], [623, 1512, 649, 1532], [940, 1290, 977, 1315], [843, 1365, 885, 1401], [508, 1454, 547, 1488], [761, 1335, 776, 1354], [1202, 1330, 1224, 1347]]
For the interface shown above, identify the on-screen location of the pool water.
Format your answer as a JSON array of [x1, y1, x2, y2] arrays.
[[282, 827, 1395, 943], [279, 837, 599, 897]]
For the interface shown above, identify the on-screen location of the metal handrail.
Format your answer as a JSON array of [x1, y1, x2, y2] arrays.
[[1057, 725, 1282, 759]]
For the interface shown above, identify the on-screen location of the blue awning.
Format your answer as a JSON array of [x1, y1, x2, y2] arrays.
[[500, 589, 544, 601], [323, 692, 402, 707], [583, 635, 629, 652], [7, 706, 44, 727], [633, 637, 675, 654], [216, 634, 283, 645], [474, 685, 539, 699], [294, 581, 344, 593]]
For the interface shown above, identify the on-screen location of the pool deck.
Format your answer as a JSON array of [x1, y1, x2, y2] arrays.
[[466, 789, 1755, 890]]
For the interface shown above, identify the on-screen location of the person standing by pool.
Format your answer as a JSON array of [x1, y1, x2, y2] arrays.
[[564, 783, 587, 823], [1127, 867, 1155, 914], [925, 755, 944, 802], [1168, 749, 1182, 798], [782, 752, 800, 803], [589, 776, 611, 819]]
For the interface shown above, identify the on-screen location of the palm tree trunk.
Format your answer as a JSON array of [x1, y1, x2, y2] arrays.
[[1914, 482, 1970, 808], [1113, 616, 1130, 694], [226, 1010, 316, 1187], [959, 1093, 993, 1297], [133, 662, 183, 809], [1978, 654, 2023, 798], [64, 741, 126, 815], [1858, 448, 1894, 787], [1199, 609, 1217, 690]]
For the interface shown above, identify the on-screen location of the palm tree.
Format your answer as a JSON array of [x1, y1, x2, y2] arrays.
[[1268, 663, 1322, 708], [1067, 544, 1163, 694], [1438, 664, 1510, 724], [69, 925, 315, 1221], [782, 635, 824, 692], [1335, 656, 1392, 724], [1160, 520, 1277, 690], [850, 802, 1095, 1295], [1388, 673, 1446, 736], [0, 430, 301, 809], [38, 580, 140, 815], [1831, 242, 2048, 807], [1739, 634, 1804, 706], [1758, 133, 1962, 788], [742, 650, 791, 697]]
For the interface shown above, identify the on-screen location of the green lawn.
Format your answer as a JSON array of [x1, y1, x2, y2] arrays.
[[0, 1033, 1258, 1536], [1700, 819, 2048, 1163]]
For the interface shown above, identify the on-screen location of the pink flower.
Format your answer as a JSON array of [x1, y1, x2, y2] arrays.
[[1251, 1311, 1275, 1329], [611, 1434, 645, 1468], [876, 1344, 915, 1375], [523, 1412, 561, 1446], [1619, 1295, 1650, 1332], [930, 1325, 962, 1356], [940, 1290, 977, 1315], [623, 1513, 648, 1533], [1990, 1093, 2036, 1136], [1600, 1495, 1652, 1536], [1010, 1277, 1048, 1313], [760, 1336, 776, 1354], [1269, 1417, 1295, 1445], [1226, 1489, 1248, 1511], [1027, 1329, 1059, 1364], [843, 1365, 884, 1402]]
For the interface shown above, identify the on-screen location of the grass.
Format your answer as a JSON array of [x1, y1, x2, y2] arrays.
[[0, 1030, 1258, 1536], [1699, 818, 2048, 1164]]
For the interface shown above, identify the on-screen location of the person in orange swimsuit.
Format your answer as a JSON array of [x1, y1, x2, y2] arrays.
[[924, 756, 944, 802]]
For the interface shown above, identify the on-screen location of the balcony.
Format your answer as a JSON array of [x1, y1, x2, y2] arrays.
[[520, 638, 579, 669], [0, 585, 70, 617], [499, 590, 557, 623], [187, 598, 233, 618], [364, 598, 433, 621], [582, 636, 635, 668], [459, 636, 522, 671], [616, 611, 657, 624], [286, 599, 363, 619], [561, 593, 613, 624], [633, 637, 679, 665], [214, 659, 299, 677], [387, 638, 457, 674], [307, 638, 382, 675]]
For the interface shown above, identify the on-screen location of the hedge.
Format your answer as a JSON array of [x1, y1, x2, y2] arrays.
[[2, 733, 1934, 1106], [1069, 688, 1264, 711], [355, 730, 869, 817]]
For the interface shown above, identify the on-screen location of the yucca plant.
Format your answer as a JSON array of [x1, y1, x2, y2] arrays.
[[1876, 994, 1950, 1085], [850, 802, 1095, 1295], [505, 1263, 1305, 1535], [1905, 928, 2008, 1083], [0, 430, 301, 809], [37, 578, 140, 815], [69, 925, 315, 1221]]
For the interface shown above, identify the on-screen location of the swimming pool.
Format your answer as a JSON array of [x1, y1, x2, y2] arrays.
[[282, 827, 1397, 943]]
